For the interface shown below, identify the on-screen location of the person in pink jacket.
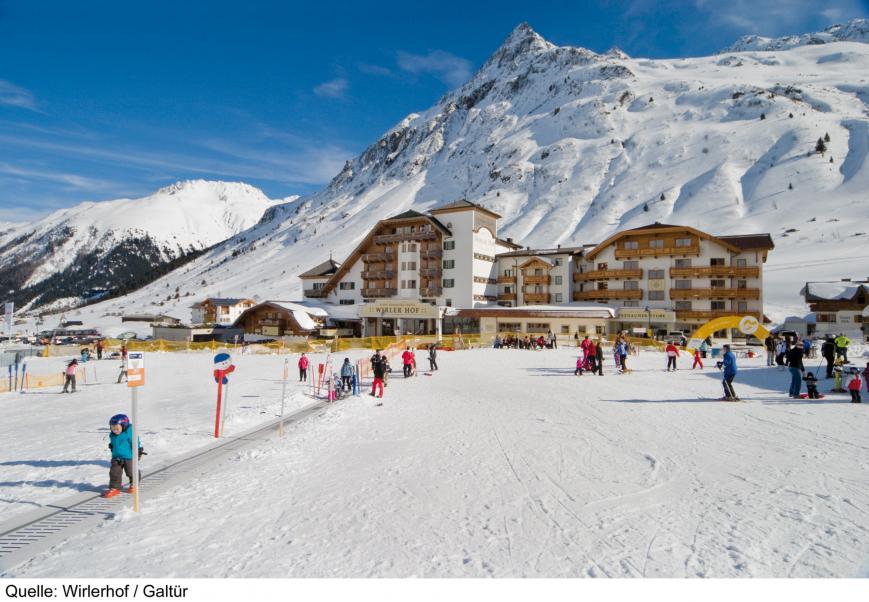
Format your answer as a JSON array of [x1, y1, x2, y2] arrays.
[[580, 335, 593, 371], [62, 359, 78, 393], [298, 353, 309, 382]]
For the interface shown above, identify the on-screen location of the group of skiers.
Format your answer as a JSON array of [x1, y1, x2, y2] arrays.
[[494, 331, 557, 349]]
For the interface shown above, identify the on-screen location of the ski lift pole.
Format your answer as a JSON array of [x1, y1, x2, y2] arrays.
[[221, 381, 230, 437], [279, 358, 288, 437]]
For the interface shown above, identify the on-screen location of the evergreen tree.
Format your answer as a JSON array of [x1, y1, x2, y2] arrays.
[[824, 132, 830, 142], [816, 137, 827, 154], [760, 113, 766, 120], [660, 193, 665, 201]]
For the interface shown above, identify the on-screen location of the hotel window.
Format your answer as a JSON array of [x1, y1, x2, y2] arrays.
[[443, 240, 455, 250], [710, 258, 725, 266], [527, 323, 551, 331], [649, 239, 664, 249], [504, 286, 512, 293], [839, 315, 851, 323], [401, 280, 417, 289], [313, 282, 324, 290], [623, 261, 639, 270], [442, 279, 455, 288], [675, 258, 692, 268], [597, 262, 609, 270], [561, 325, 570, 334], [409, 243, 417, 252], [675, 301, 692, 310], [624, 281, 639, 290], [446, 299, 452, 307], [623, 241, 639, 250], [534, 268, 543, 275], [675, 238, 692, 247], [553, 258, 563, 266], [596, 282, 609, 290], [737, 302, 748, 312], [648, 291, 664, 300], [675, 280, 692, 289], [504, 269, 513, 276], [736, 258, 747, 267], [595, 325, 604, 334], [443, 259, 455, 269], [711, 301, 726, 310], [554, 293, 563, 303], [711, 279, 726, 289], [624, 300, 639, 307], [339, 282, 355, 290], [339, 299, 355, 305], [648, 269, 665, 279], [817, 313, 835, 322], [554, 275, 563, 285], [400, 261, 417, 271], [737, 279, 747, 289]]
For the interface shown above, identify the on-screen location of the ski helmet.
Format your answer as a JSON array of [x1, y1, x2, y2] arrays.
[[109, 414, 130, 427]]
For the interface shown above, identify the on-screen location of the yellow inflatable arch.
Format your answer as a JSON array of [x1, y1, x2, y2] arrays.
[[687, 315, 770, 350]]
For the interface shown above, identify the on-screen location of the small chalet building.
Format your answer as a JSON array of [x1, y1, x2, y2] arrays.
[[299, 259, 340, 298], [190, 298, 256, 326], [233, 301, 328, 337], [494, 246, 590, 306], [802, 280, 868, 341]]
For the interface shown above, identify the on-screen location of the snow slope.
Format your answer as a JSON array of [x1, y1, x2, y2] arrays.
[[26, 21, 869, 328], [2, 347, 867, 577], [0, 180, 283, 311]]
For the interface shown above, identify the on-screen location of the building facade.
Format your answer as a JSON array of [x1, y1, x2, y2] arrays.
[[803, 280, 868, 341], [190, 298, 256, 326]]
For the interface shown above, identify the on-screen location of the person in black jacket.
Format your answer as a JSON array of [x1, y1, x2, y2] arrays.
[[594, 340, 604, 375], [764, 335, 776, 366], [428, 344, 438, 371], [821, 337, 835, 378], [785, 341, 805, 398]]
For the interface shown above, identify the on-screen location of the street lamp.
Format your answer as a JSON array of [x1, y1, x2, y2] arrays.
[[645, 305, 652, 339]]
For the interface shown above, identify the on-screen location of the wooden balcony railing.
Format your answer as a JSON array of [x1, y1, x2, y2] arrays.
[[362, 252, 394, 263], [361, 270, 395, 280], [574, 268, 643, 281], [573, 289, 643, 301], [669, 266, 760, 278], [420, 287, 443, 297], [419, 267, 442, 278], [497, 293, 517, 301], [421, 248, 443, 259], [615, 245, 700, 259], [304, 289, 328, 298], [524, 293, 549, 303], [524, 275, 551, 285], [361, 288, 398, 298], [373, 231, 437, 244], [669, 288, 760, 300], [497, 275, 517, 284]]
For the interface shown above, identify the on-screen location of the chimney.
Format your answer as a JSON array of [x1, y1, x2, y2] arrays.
[[557, 244, 561, 249], [507, 237, 513, 243]]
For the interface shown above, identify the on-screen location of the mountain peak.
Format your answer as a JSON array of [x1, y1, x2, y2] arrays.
[[489, 22, 554, 63], [721, 17, 869, 53]]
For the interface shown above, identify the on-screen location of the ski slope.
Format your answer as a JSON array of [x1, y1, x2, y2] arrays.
[[2, 346, 867, 577]]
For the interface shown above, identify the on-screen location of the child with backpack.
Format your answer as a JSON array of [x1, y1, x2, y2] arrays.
[[102, 414, 144, 498], [804, 372, 820, 399]]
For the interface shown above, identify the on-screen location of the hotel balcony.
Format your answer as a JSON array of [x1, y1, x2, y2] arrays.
[[361, 288, 398, 298], [574, 268, 643, 281], [361, 269, 395, 280], [303, 289, 328, 298], [523, 274, 551, 285], [362, 252, 394, 263], [573, 289, 643, 301], [373, 231, 438, 244], [524, 293, 549, 303], [669, 288, 760, 300], [676, 310, 762, 321], [497, 292, 517, 301], [615, 245, 700, 259], [669, 266, 760, 278], [420, 286, 443, 297], [497, 275, 517, 284], [421, 248, 443, 259], [419, 267, 442, 278]]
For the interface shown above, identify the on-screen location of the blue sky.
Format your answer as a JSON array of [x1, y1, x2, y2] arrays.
[[1, 0, 867, 222]]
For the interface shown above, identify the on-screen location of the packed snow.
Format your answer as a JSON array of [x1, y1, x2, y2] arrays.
[[2, 345, 867, 577]]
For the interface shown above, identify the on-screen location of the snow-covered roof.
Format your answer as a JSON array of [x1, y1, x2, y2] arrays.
[[804, 281, 869, 301], [450, 304, 615, 318], [267, 301, 329, 317]]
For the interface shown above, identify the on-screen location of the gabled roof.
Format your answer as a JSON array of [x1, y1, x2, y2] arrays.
[[803, 281, 869, 302], [519, 257, 554, 269], [584, 223, 754, 259], [232, 301, 328, 332], [496, 245, 587, 258], [717, 234, 775, 250], [299, 258, 340, 279], [191, 297, 254, 308], [429, 199, 501, 219], [388, 209, 428, 220]]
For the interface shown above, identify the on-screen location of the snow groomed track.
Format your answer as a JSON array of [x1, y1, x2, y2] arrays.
[[0, 399, 330, 574]]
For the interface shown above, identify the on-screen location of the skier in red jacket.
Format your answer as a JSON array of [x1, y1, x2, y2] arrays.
[[665, 343, 680, 371], [401, 347, 416, 378]]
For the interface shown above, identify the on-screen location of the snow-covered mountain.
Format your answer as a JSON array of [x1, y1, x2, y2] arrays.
[[35, 20, 869, 327], [1, 180, 282, 311], [722, 18, 869, 52]]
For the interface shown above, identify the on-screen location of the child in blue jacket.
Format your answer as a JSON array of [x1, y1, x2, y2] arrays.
[[102, 414, 144, 498]]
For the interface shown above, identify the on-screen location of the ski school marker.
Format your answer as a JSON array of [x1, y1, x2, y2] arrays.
[[213, 352, 236, 438], [126, 351, 145, 512]]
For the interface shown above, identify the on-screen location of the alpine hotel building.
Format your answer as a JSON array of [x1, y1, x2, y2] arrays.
[[300, 200, 774, 339]]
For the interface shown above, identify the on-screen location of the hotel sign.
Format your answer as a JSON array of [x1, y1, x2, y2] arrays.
[[617, 308, 676, 321], [359, 299, 441, 319]]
